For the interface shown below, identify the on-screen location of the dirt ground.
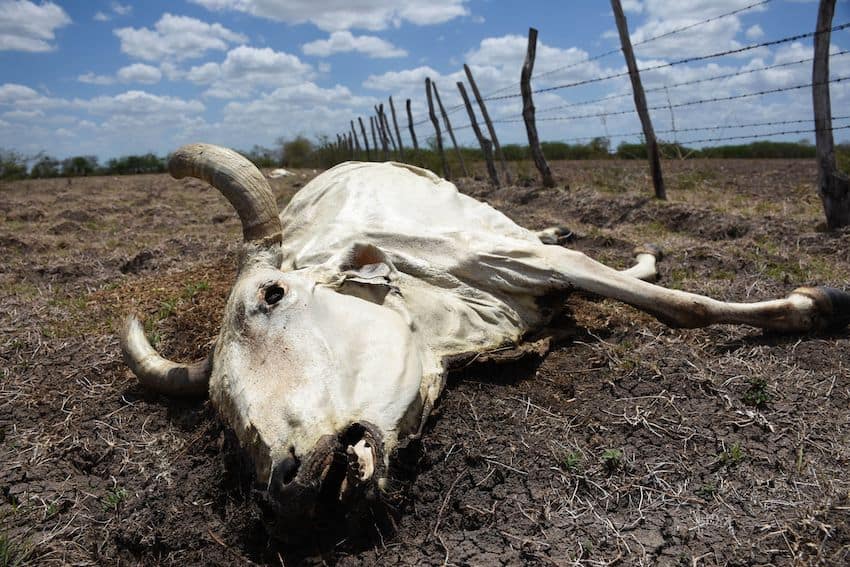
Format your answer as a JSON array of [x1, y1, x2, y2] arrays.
[[2, 158, 849, 566]]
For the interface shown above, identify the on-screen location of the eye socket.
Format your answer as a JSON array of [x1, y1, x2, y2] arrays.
[[264, 284, 285, 305]]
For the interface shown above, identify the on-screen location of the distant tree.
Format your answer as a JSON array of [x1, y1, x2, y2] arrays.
[[0, 149, 28, 180], [279, 136, 314, 168], [30, 155, 61, 178], [589, 137, 611, 155], [242, 145, 278, 168], [106, 153, 165, 175], [62, 155, 99, 177]]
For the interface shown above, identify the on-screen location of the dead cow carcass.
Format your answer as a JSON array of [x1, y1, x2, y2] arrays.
[[121, 143, 850, 530]]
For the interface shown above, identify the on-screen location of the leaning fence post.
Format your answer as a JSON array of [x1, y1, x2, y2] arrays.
[[380, 104, 398, 155], [813, 0, 850, 228], [426, 77, 450, 178], [521, 28, 555, 188], [464, 64, 511, 184], [611, 0, 666, 199], [350, 120, 362, 156], [347, 132, 354, 160], [389, 96, 405, 159], [431, 81, 468, 177], [458, 81, 499, 188], [369, 116, 381, 159], [375, 105, 392, 159], [358, 117, 371, 161], [406, 98, 419, 151]]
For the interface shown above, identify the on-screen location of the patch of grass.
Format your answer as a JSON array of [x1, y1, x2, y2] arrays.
[[182, 280, 210, 300], [560, 450, 583, 473], [675, 169, 717, 191], [601, 448, 623, 474], [0, 532, 31, 567], [156, 298, 180, 321], [742, 377, 771, 408], [696, 482, 717, 499], [719, 442, 744, 467], [102, 487, 128, 512]]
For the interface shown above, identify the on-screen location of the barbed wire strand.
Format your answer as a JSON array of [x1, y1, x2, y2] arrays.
[[675, 123, 850, 145], [483, 21, 850, 102], [536, 49, 850, 115], [542, 116, 850, 144], [481, 0, 774, 101], [447, 76, 849, 131]]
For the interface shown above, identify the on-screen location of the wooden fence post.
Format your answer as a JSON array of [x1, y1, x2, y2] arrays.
[[464, 64, 511, 184], [358, 116, 371, 161], [347, 132, 354, 160], [350, 120, 361, 155], [611, 0, 666, 199], [389, 96, 405, 159], [369, 116, 381, 160], [380, 106, 398, 155], [458, 81, 499, 188], [520, 28, 555, 188], [374, 106, 390, 159], [813, 0, 850, 228], [431, 81, 468, 177], [406, 98, 419, 151], [426, 77, 450, 178]]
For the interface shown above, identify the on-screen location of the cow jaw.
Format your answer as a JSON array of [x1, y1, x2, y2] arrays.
[[210, 266, 425, 515]]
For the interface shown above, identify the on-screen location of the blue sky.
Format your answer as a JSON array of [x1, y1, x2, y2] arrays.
[[0, 0, 848, 161]]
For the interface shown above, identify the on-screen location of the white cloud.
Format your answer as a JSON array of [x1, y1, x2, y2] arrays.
[[80, 90, 205, 116], [3, 108, 43, 120], [111, 2, 132, 16], [626, 0, 769, 59], [214, 82, 375, 145], [186, 45, 314, 98], [189, 0, 469, 31], [114, 13, 246, 62], [745, 24, 764, 40], [117, 63, 162, 84], [78, 72, 114, 85], [0, 0, 71, 52], [78, 64, 163, 86], [363, 65, 442, 92], [303, 31, 406, 58], [622, 0, 644, 13], [0, 83, 46, 104], [93, 2, 132, 22]]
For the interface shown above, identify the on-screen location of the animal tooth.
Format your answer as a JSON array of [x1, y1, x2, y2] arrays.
[[350, 439, 375, 481]]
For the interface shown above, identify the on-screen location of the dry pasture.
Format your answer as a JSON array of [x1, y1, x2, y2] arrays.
[[1, 159, 849, 565]]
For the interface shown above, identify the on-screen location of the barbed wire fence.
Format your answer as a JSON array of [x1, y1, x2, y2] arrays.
[[327, 0, 849, 224]]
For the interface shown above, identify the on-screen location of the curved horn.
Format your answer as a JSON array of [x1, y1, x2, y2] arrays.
[[168, 143, 282, 245], [121, 316, 212, 397]]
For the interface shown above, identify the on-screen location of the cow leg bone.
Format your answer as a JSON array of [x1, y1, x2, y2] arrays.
[[543, 246, 850, 333], [619, 243, 662, 282]]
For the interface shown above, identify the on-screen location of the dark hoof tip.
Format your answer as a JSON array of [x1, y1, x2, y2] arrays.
[[634, 243, 663, 261], [795, 286, 850, 331], [820, 286, 850, 330]]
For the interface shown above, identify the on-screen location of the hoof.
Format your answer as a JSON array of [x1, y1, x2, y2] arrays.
[[633, 243, 663, 261], [538, 226, 574, 245], [794, 286, 850, 331]]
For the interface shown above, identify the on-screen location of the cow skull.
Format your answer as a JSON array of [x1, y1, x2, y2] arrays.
[[122, 143, 850, 533]]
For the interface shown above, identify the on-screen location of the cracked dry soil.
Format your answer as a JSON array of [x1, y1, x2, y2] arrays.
[[1, 159, 850, 565]]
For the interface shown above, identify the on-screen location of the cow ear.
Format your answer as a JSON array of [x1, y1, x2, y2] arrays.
[[337, 243, 396, 282], [321, 243, 398, 304]]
